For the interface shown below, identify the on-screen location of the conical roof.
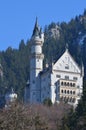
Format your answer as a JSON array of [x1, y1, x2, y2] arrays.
[[32, 17, 40, 37]]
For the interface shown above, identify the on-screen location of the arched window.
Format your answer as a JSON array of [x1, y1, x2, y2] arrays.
[[67, 82, 69, 86], [70, 91, 72, 94], [73, 91, 75, 95], [61, 82, 63, 85], [67, 90, 69, 94], [64, 90, 66, 94], [61, 90, 63, 93], [70, 97, 72, 102], [73, 83, 75, 87], [64, 82, 66, 86], [70, 83, 72, 87]]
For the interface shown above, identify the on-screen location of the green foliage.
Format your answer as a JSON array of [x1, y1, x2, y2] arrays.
[[76, 80, 86, 117], [0, 40, 30, 99], [43, 98, 52, 106], [48, 22, 56, 29]]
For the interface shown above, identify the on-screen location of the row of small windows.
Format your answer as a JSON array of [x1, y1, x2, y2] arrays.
[[42, 75, 77, 81], [56, 75, 78, 81], [60, 96, 76, 103], [61, 89, 75, 95], [61, 82, 76, 87], [73, 77, 77, 80]]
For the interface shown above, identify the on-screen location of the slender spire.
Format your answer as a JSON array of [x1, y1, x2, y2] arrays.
[[65, 43, 69, 51], [35, 17, 38, 28], [32, 17, 40, 37]]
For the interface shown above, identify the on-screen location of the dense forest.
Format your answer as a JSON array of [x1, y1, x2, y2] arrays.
[[0, 10, 86, 100]]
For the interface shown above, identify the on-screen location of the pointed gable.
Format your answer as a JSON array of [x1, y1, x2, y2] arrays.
[[53, 50, 81, 73]]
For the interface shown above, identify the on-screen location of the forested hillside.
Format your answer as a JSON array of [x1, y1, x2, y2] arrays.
[[0, 10, 86, 100]]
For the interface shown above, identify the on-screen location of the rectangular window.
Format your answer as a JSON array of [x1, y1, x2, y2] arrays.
[[65, 66, 69, 69], [73, 77, 77, 80], [65, 76, 69, 80], [56, 75, 61, 78]]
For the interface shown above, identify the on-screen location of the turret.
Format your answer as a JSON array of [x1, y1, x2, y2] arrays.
[[5, 88, 17, 107], [81, 62, 84, 77], [32, 17, 44, 41], [29, 18, 44, 103]]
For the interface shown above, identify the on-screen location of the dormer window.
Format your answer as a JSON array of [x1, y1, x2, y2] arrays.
[[65, 64, 69, 69]]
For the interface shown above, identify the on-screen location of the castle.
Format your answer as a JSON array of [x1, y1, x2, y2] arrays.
[[24, 18, 84, 107]]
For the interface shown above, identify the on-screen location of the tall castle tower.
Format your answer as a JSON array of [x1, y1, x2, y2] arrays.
[[29, 18, 44, 103]]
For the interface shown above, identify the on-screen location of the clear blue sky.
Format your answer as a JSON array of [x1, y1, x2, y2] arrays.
[[0, 0, 86, 51]]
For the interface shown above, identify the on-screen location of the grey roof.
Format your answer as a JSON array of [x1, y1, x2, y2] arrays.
[[32, 17, 40, 37]]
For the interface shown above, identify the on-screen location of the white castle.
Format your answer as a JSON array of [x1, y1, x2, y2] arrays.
[[24, 18, 84, 107]]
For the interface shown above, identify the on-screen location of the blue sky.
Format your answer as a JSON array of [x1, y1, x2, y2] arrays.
[[0, 0, 86, 51]]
